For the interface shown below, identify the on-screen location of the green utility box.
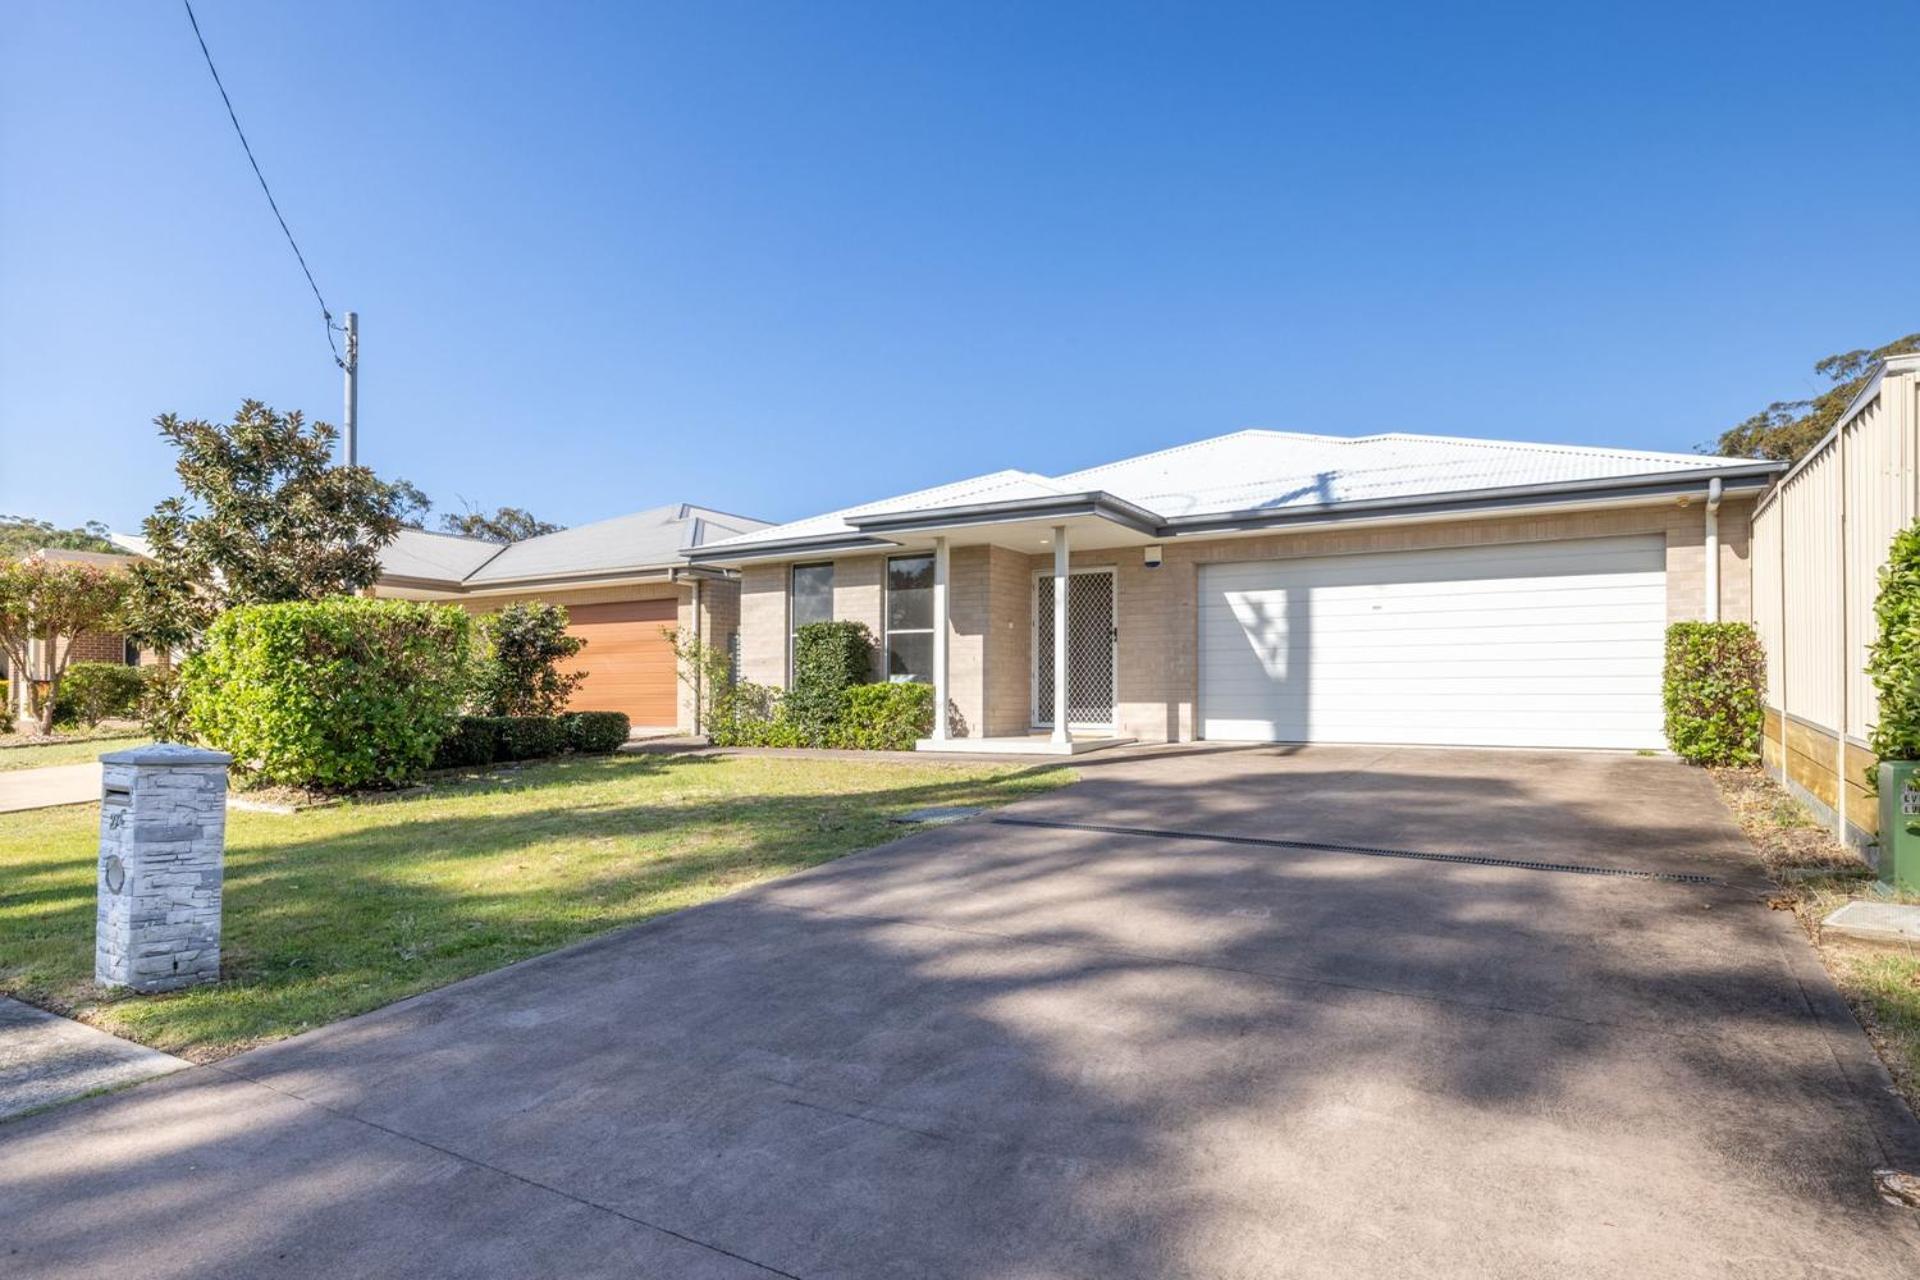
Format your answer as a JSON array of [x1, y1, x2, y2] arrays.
[[1876, 761, 1920, 891]]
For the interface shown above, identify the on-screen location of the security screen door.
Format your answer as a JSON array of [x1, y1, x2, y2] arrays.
[[1033, 569, 1116, 728]]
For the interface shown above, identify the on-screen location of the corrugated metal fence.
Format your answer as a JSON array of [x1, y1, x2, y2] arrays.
[[1751, 354, 1920, 844]]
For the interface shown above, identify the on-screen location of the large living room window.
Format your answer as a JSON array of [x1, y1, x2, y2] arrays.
[[790, 563, 834, 673], [884, 553, 934, 683]]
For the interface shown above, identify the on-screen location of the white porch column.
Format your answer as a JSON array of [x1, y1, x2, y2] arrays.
[[931, 537, 950, 741], [1051, 524, 1071, 745]]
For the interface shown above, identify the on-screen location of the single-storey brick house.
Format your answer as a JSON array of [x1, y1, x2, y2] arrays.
[[375, 503, 767, 732], [3, 548, 155, 725], [687, 430, 1786, 754]]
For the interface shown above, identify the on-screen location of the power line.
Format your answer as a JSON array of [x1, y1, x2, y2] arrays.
[[180, 0, 344, 369]]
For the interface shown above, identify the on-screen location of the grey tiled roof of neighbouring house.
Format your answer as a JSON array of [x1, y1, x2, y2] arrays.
[[696, 428, 1781, 553], [379, 503, 769, 589]]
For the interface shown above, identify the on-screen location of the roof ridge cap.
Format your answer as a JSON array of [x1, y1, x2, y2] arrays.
[[1367, 431, 1747, 463]]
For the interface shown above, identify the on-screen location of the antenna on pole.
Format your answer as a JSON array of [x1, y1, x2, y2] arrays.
[[343, 311, 359, 467]]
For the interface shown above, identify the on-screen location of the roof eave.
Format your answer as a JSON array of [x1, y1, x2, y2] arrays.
[[377, 561, 689, 593], [685, 533, 902, 565], [849, 490, 1163, 538]]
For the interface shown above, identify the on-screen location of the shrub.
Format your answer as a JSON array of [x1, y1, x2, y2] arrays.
[[474, 602, 585, 717], [0, 679, 10, 734], [139, 665, 191, 743], [1662, 622, 1764, 766], [1868, 521, 1920, 764], [495, 715, 567, 761], [709, 677, 933, 750], [708, 682, 804, 747], [184, 597, 474, 790], [431, 716, 500, 769], [830, 682, 934, 750], [563, 710, 630, 753], [53, 662, 149, 727], [787, 621, 873, 736]]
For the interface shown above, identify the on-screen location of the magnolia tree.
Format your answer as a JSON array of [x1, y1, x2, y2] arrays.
[[0, 557, 130, 734], [122, 401, 427, 652]]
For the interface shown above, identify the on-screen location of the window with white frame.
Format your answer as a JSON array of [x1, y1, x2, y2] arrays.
[[790, 563, 834, 673], [884, 553, 935, 683]]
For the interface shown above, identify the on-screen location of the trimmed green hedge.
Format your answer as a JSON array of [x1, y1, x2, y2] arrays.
[[1868, 521, 1920, 765], [563, 710, 631, 753], [184, 597, 474, 790], [430, 710, 632, 769], [709, 679, 933, 751], [834, 682, 934, 750], [1662, 621, 1764, 766], [431, 715, 502, 769], [52, 662, 149, 727]]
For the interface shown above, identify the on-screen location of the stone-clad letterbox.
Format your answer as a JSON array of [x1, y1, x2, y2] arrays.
[[95, 742, 233, 992]]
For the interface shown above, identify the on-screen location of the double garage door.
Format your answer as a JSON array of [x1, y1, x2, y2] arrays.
[[1197, 536, 1666, 750]]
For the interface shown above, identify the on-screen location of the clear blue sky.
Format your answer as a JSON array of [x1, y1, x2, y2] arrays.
[[3, 1, 1914, 535]]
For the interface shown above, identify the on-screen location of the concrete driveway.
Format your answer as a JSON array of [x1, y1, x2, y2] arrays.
[[4, 745, 1917, 1278]]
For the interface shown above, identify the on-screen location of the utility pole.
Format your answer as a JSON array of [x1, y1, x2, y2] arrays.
[[342, 310, 360, 466]]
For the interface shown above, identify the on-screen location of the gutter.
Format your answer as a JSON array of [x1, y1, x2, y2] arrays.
[[377, 560, 735, 596], [849, 490, 1164, 538]]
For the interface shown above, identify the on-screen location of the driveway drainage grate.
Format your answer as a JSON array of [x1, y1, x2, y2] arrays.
[[989, 817, 1721, 885]]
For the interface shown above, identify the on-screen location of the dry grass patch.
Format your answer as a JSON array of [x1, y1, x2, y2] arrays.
[[1712, 767, 1920, 1113]]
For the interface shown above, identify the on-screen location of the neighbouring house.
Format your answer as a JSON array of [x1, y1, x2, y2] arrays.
[[688, 430, 1786, 755], [3, 548, 155, 726], [375, 503, 768, 732]]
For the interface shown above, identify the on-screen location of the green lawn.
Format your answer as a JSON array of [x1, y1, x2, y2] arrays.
[[0, 735, 145, 771], [0, 752, 1071, 1061]]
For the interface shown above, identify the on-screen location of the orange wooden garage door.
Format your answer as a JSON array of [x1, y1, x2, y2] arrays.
[[561, 599, 677, 725]]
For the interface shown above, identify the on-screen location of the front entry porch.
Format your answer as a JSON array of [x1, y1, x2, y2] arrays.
[[916, 519, 1134, 755]]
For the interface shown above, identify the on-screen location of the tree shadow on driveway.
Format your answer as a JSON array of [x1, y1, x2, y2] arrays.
[[3, 748, 1919, 1278]]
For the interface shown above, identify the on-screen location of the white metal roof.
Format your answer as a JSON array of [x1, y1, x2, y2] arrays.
[[700, 428, 1765, 552], [379, 503, 769, 588]]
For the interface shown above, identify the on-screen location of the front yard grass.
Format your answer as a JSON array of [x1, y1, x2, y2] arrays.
[[1713, 767, 1920, 1114], [0, 734, 145, 771], [0, 751, 1071, 1061]]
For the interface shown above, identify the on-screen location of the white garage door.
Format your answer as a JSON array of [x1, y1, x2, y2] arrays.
[[1198, 535, 1667, 749]]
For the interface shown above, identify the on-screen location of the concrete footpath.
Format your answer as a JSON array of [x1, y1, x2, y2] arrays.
[[0, 762, 102, 813], [0, 998, 187, 1121]]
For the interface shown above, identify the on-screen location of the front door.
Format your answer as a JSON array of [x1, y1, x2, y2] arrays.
[[1033, 569, 1116, 728]]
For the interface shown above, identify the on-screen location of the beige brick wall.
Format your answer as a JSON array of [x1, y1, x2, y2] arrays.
[[739, 563, 788, 686], [947, 546, 989, 736], [983, 546, 1033, 736], [993, 499, 1758, 743], [832, 556, 886, 679], [736, 498, 1759, 744], [672, 577, 742, 732]]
